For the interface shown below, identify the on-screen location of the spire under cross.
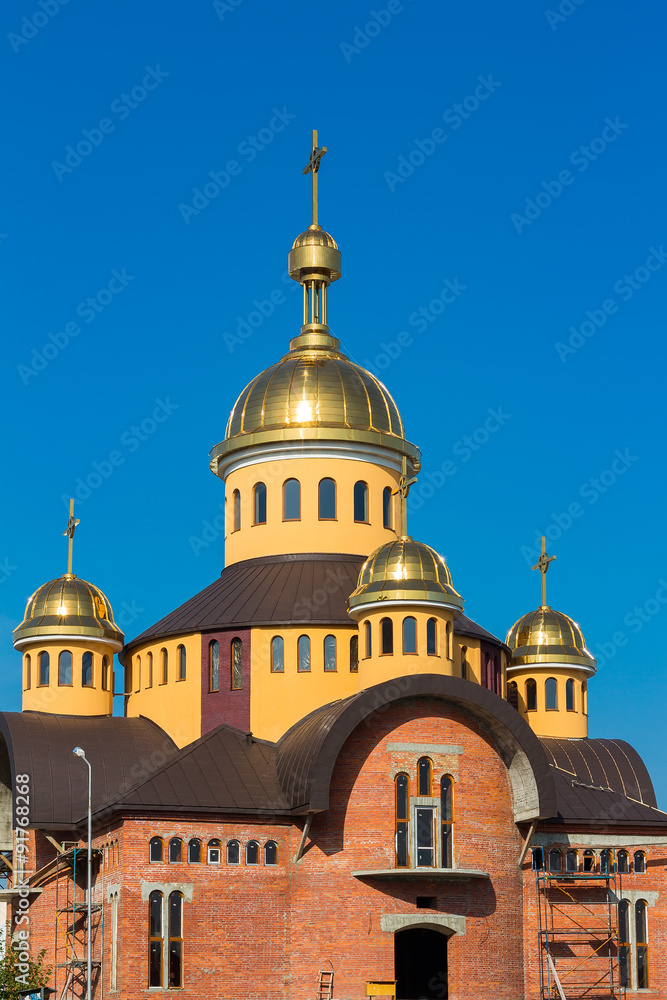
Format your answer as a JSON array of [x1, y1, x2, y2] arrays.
[[391, 456, 418, 538], [532, 535, 556, 608], [302, 129, 327, 226], [63, 498, 80, 577]]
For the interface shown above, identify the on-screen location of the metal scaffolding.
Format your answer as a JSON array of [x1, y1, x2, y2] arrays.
[[53, 846, 102, 1000]]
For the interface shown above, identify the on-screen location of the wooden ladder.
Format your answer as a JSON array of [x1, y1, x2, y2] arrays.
[[317, 967, 334, 1000]]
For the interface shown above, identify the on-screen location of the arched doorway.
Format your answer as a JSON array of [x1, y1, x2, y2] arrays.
[[395, 927, 448, 999]]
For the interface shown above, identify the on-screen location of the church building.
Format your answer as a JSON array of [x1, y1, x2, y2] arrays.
[[1, 133, 666, 1000]]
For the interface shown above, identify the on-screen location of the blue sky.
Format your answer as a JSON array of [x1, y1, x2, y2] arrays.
[[2, 0, 666, 801]]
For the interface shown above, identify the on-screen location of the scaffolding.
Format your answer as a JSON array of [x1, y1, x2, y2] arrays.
[[53, 846, 103, 1000], [536, 868, 621, 999]]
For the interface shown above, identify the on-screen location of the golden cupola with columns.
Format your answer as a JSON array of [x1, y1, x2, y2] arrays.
[[209, 130, 420, 568]]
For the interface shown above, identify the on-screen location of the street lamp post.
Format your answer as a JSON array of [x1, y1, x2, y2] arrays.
[[73, 747, 92, 1000]]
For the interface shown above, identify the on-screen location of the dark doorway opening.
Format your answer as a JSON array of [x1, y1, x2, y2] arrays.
[[395, 927, 448, 1000]]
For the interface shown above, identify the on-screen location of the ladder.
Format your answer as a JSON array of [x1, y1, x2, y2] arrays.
[[317, 966, 334, 1000]]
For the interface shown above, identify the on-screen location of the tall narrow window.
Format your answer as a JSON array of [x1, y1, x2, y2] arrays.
[[264, 841, 278, 865], [349, 635, 358, 672], [395, 773, 409, 868], [231, 638, 243, 689], [298, 635, 311, 672], [81, 651, 93, 687], [460, 645, 467, 679], [144, 651, 152, 689], [636, 899, 649, 988], [38, 651, 49, 686], [566, 678, 575, 711], [364, 621, 372, 658], [59, 650, 72, 686], [134, 655, 141, 693], [149, 837, 163, 862], [532, 847, 544, 871], [415, 808, 436, 867], [168, 838, 182, 863], [324, 635, 336, 672], [233, 489, 241, 531], [583, 850, 595, 873], [246, 841, 259, 865], [23, 655, 31, 691], [618, 900, 630, 988], [507, 681, 519, 710], [318, 478, 336, 519], [582, 681, 588, 714], [188, 839, 201, 863], [445, 622, 452, 659], [549, 849, 562, 872], [110, 889, 119, 991], [427, 618, 437, 656], [271, 636, 284, 673], [283, 479, 301, 520], [566, 849, 579, 872], [441, 775, 454, 868], [226, 840, 240, 865], [125, 662, 133, 695], [617, 850, 629, 874], [148, 890, 163, 987], [402, 617, 417, 654], [253, 482, 267, 524], [383, 486, 392, 529], [207, 839, 221, 864], [526, 679, 537, 711], [380, 617, 393, 655], [102, 654, 111, 692], [177, 644, 186, 681], [418, 757, 432, 796], [209, 640, 219, 691], [353, 481, 369, 523], [600, 849, 614, 874], [168, 891, 183, 988], [161, 648, 168, 684], [634, 850, 646, 873]]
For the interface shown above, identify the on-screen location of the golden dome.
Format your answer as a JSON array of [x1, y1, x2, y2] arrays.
[[13, 575, 124, 650], [505, 607, 596, 671], [291, 225, 338, 250], [348, 538, 464, 614]]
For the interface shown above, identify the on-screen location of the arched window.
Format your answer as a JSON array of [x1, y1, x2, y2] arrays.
[[226, 839, 240, 865], [349, 635, 358, 672], [582, 680, 588, 714], [148, 890, 163, 987], [380, 617, 393, 655], [318, 478, 336, 520], [600, 848, 614, 874], [566, 849, 579, 872], [583, 849, 595, 872], [460, 645, 467, 680], [634, 850, 646, 874], [253, 482, 267, 525], [125, 661, 133, 695], [38, 651, 49, 686], [177, 644, 186, 681], [402, 617, 417, 654], [264, 841, 278, 865], [283, 479, 301, 520], [188, 838, 201, 863], [618, 899, 631, 987], [59, 650, 72, 686], [149, 837, 163, 862], [102, 654, 111, 691], [526, 679, 537, 711], [532, 847, 544, 871], [209, 640, 219, 691], [566, 678, 575, 711], [507, 681, 519, 710], [383, 486, 393, 529], [353, 481, 369, 523], [324, 635, 336, 672], [364, 621, 372, 658], [441, 775, 454, 868], [231, 638, 243, 689], [617, 849, 629, 874], [134, 655, 141, 692], [445, 621, 452, 659], [168, 838, 182, 863], [549, 849, 562, 872], [395, 773, 409, 868], [636, 899, 649, 987], [427, 618, 437, 656], [246, 840, 259, 865], [233, 489, 241, 532], [271, 636, 284, 673], [418, 757, 432, 796], [298, 635, 311, 672], [161, 648, 168, 684], [23, 654, 31, 691], [80, 651, 93, 687], [207, 839, 221, 864], [168, 891, 183, 988], [145, 652, 152, 689]]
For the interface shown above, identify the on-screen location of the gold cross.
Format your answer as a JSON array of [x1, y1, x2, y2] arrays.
[[532, 536, 556, 608], [63, 498, 80, 576], [391, 456, 418, 538], [302, 129, 327, 226]]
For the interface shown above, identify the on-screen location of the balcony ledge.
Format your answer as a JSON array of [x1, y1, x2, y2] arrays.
[[351, 867, 489, 881]]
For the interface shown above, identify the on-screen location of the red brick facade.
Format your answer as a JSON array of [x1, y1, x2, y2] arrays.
[[200, 629, 251, 736]]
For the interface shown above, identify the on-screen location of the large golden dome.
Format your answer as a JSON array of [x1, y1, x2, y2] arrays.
[[13, 575, 124, 649], [505, 607, 596, 671], [348, 538, 464, 614]]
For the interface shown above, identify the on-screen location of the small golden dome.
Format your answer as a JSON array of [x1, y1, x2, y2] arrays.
[[348, 537, 464, 614], [291, 224, 338, 250], [505, 607, 596, 671], [13, 575, 124, 650]]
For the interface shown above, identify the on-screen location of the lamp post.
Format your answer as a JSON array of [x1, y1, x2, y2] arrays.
[[73, 747, 92, 1000]]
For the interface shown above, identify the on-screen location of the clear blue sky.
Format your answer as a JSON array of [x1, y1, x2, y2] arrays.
[[2, 0, 666, 802]]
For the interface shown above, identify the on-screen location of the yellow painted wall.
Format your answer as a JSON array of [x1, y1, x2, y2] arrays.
[[507, 667, 590, 738], [224, 457, 401, 565], [124, 634, 201, 748], [355, 606, 457, 688], [21, 640, 114, 715]]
